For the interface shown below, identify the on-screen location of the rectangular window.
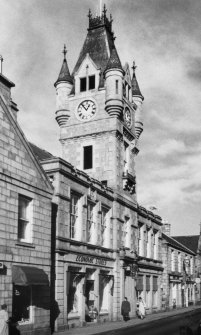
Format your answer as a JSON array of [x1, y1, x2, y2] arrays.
[[124, 142, 129, 173], [86, 202, 94, 243], [70, 193, 79, 239], [190, 257, 193, 274], [123, 218, 130, 249], [84, 145, 93, 170], [67, 272, 80, 313], [80, 77, 87, 92], [152, 291, 157, 307], [18, 195, 32, 242], [138, 225, 143, 256], [171, 250, 175, 271], [13, 285, 32, 323], [178, 252, 181, 272], [144, 230, 148, 257], [146, 276, 150, 307], [89, 75, 95, 90], [115, 80, 118, 94], [99, 274, 110, 311], [100, 208, 108, 246], [153, 232, 158, 260]]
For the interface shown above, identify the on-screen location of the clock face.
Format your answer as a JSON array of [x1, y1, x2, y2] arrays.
[[124, 107, 132, 128], [76, 100, 96, 121]]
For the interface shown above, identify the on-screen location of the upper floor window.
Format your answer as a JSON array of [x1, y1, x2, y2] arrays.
[[178, 252, 182, 272], [100, 207, 108, 246], [84, 145, 93, 170], [147, 230, 152, 258], [80, 77, 87, 92], [190, 257, 193, 274], [89, 75, 95, 90], [70, 193, 80, 239], [18, 195, 32, 242], [171, 250, 175, 271], [138, 225, 143, 256], [123, 81, 131, 100], [124, 217, 130, 249], [153, 232, 158, 260], [144, 229, 148, 257], [80, 75, 95, 92], [123, 142, 129, 173], [116, 80, 119, 94], [86, 202, 94, 243]]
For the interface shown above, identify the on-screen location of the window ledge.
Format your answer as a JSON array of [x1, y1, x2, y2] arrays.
[[68, 312, 80, 320], [18, 320, 32, 325], [99, 310, 109, 316], [16, 241, 35, 248]]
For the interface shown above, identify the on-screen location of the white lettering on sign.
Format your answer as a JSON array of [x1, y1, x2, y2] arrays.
[[75, 255, 107, 266]]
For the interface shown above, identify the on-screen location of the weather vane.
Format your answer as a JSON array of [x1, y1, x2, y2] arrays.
[[62, 44, 67, 60], [0, 55, 3, 74]]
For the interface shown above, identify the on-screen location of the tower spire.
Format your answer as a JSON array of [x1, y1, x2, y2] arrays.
[[131, 60, 143, 100], [54, 44, 73, 87]]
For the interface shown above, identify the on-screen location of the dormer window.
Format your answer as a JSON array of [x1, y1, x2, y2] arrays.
[[80, 77, 87, 92], [89, 75, 95, 89], [80, 75, 95, 92]]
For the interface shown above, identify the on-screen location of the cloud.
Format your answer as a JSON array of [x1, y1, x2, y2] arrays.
[[186, 56, 201, 83]]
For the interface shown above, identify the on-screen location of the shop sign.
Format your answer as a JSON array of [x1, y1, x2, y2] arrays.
[[75, 254, 107, 266]]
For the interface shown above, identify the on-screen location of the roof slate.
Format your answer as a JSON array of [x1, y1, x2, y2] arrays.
[[131, 70, 143, 99], [173, 235, 199, 254], [162, 233, 196, 255], [72, 26, 115, 88], [29, 143, 56, 161], [54, 58, 73, 86], [105, 46, 123, 72]]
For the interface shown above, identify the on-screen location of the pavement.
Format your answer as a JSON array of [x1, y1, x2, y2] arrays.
[[53, 305, 201, 335]]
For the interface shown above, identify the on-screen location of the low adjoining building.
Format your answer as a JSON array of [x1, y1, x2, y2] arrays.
[[0, 71, 53, 335], [161, 223, 196, 310]]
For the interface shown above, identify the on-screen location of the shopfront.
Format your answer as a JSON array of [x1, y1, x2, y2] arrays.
[[62, 252, 114, 328], [12, 265, 50, 334]]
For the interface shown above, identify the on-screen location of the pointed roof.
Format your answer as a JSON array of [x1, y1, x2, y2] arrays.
[[104, 45, 123, 73], [173, 235, 199, 254], [72, 6, 118, 88], [131, 61, 144, 100], [162, 233, 196, 255], [54, 45, 73, 87]]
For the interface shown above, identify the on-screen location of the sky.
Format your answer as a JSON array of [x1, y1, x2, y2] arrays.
[[0, 0, 201, 236]]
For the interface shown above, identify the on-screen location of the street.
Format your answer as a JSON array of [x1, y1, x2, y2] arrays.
[[97, 308, 201, 335]]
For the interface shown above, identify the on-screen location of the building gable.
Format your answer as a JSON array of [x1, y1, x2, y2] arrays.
[[0, 94, 53, 193]]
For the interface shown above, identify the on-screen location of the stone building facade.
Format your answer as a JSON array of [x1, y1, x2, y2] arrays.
[[0, 72, 53, 335], [173, 230, 201, 302], [1, 4, 199, 335], [161, 223, 196, 310], [29, 152, 163, 331], [30, 6, 163, 331]]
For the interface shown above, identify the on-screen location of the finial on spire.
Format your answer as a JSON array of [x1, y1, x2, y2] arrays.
[[0, 55, 3, 74], [132, 61, 137, 74], [103, 4, 107, 17], [88, 8, 92, 19], [62, 44, 67, 60]]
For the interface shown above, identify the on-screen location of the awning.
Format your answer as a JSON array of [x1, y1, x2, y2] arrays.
[[12, 265, 49, 286]]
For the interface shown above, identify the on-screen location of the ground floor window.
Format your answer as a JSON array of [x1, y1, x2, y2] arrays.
[[99, 274, 110, 312], [67, 272, 82, 313], [152, 290, 158, 307], [13, 285, 31, 323]]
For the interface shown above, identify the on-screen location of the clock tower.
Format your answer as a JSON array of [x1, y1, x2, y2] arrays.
[[54, 6, 144, 201]]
